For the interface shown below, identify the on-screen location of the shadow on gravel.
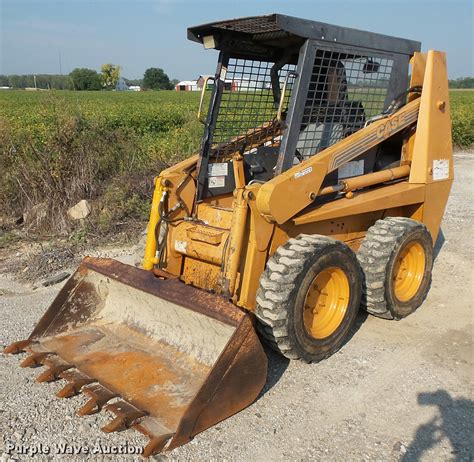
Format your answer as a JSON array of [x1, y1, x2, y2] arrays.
[[433, 229, 446, 261], [256, 309, 369, 400], [402, 390, 474, 461], [349, 308, 369, 341], [258, 347, 290, 399]]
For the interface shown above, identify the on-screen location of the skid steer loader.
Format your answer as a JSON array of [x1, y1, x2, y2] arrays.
[[5, 14, 453, 456]]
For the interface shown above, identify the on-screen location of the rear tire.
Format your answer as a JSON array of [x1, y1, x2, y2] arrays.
[[255, 235, 362, 362], [357, 217, 433, 320]]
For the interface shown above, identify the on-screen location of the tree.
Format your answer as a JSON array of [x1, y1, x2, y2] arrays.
[[449, 77, 474, 89], [124, 78, 143, 87], [69, 68, 102, 91], [143, 68, 172, 90], [9, 75, 31, 88], [101, 64, 121, 90]]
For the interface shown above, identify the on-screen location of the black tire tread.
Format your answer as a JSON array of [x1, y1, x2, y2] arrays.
[[255, 234, 351, 361], [357, 217, 431, 320]]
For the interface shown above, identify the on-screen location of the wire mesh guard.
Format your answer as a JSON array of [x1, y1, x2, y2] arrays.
[[296, 49, 394, 160], [211, 58, 297, 159]]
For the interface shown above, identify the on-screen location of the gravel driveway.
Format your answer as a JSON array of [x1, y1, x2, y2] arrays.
[[1, 153, 472, 462]]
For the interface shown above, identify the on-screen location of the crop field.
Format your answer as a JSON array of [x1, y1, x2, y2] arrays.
[[0, 89, 472, 236], [0, 90, 203, 154], [449, 90, 474, 148], [1, 89, 472, 148]]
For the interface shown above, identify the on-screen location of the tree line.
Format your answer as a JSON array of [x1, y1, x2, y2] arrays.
[[4, 69, 471, 91], [0, 65, 178, 91], [448, 77, 474, 89]]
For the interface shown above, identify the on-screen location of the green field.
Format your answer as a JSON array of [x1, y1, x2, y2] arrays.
[[1, 89, 472, 147], [0, 89, 472, 237], [0, 90, 203, 156], [448, 90, 474, 148]]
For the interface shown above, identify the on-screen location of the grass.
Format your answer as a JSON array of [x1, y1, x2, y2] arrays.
[[449, 91, 474, 148], [0, 89, 472, 239], [0, 91, 202, 236]]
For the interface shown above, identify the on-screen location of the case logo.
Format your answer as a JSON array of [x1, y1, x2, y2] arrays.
[[376, 113, 406, 139]]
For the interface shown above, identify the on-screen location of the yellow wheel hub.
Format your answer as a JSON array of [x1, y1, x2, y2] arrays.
[[393, 241, 425, 302], [303, 267, 350, 339]]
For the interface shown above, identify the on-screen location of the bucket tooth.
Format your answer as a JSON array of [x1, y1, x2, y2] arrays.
[[20, 352, 52, 368], [4, 339, 31, 354], [77, 384, 117, 416], [56, 370, 95, 398], [36, 357, 73, 383], [142, 434, 175, 457], [101, 401, 147, 433]]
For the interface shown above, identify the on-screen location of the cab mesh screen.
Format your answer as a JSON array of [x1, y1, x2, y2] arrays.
[[296, 49, 394, 160], [211, 58, 297, 159]]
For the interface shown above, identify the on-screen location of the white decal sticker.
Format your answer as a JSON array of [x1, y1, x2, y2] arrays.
[[208, 163, 228, 176], [338, 160, 364, 179], [220, 66, 227, 81], [174, 240, 187, 253], [433, 159, 449, 181], [294, 166, 313, 179], [208, 176, 226, 188]]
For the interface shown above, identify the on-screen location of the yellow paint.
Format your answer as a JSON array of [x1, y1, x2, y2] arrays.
[[223, 189, 248, 296], [256, 99, 420, 224], [141, 48, 453, 317], [143, 178, 163, 270], [172, 222, 229, 266], [393, 242, 426, 302], [410, 51, 453, 184], [294, 182, 425, 224], [303, 267, 350, 339]]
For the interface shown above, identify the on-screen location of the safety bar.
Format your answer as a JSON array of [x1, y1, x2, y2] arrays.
[[277, 72, 298, 122], [198, 76, 215, 124]]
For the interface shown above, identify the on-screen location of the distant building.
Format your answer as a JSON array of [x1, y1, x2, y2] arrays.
[[175, 80, 199, 91], [176, 75, 234, 92], [129, 85, 141, 91], [175, 74, 265, 92]]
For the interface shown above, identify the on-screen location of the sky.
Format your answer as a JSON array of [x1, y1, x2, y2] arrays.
[[0, 0, 472, 80]]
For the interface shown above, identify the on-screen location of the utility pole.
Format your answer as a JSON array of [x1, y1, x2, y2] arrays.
[[58, 49, 62, 75], [34, 75, 37, 90]]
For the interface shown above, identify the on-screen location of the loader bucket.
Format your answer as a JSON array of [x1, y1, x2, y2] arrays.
[[4, 257, 267, 456]]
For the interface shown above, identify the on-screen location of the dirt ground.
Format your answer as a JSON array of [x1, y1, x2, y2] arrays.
[[0, 153, 472, 462]]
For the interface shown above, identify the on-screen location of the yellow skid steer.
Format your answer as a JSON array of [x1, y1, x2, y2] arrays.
[[5, 14, 453, 456]]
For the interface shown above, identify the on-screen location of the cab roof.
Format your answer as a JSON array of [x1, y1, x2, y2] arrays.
[[188, 14, 421, 57]]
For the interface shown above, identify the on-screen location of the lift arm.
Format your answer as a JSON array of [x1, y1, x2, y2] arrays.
[[256, 98, 421, 224]]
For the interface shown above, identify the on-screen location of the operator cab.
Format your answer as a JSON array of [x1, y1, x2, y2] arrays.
[[188, 15, 420, 200]]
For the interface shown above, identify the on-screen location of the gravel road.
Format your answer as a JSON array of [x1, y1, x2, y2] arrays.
[[1, 153, 472, 462]]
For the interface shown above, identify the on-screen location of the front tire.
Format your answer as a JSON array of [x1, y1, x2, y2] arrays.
[[255, 235, 362, 362]]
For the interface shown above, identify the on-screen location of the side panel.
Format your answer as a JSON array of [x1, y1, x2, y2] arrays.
[[410, 51, 453, 184], [293, 182, 425, 224], [409, 50, 453, 241]]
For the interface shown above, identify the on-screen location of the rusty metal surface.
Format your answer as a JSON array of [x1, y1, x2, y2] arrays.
[[4, 257, 267, 456]]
